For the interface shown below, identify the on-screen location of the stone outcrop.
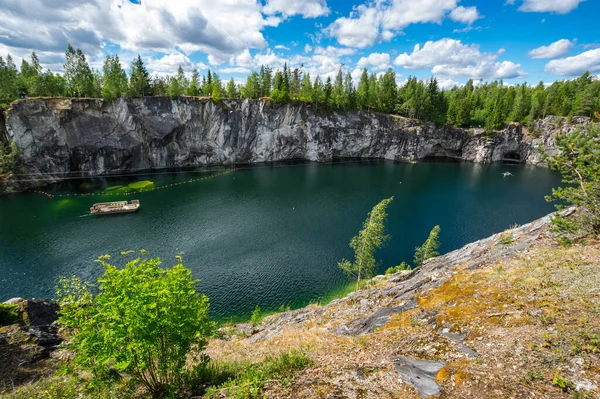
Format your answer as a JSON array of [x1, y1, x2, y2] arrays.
[[1, 97, 593, 188], [0, 299, 61, 390]]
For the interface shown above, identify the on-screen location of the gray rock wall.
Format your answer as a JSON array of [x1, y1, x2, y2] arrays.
[[1, 97, 592, 187]]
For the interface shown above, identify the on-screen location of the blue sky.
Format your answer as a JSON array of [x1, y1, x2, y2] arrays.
[[1, 0, 599, 88]]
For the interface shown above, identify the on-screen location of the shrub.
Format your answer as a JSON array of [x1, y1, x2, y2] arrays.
[[385, 262, 411, 275], [202, 350, 312, 399], [0, 303, 18, 326], [56, 254, 213, 398], [250, 305, 262, 326], [542, 125, 600, 244], [498, 231, 516, 246]]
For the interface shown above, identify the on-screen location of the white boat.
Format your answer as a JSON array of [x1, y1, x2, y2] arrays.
[[90, 200, 140, 215]]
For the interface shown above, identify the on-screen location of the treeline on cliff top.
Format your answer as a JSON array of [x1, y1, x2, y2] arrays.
[[1, 45, 599, 130]]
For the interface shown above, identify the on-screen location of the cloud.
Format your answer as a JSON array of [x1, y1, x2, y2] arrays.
[[437, 78, 461, 90], [326, 0, 479, 48], [263, 0, 329, 18], [394, 38, 525, 79], [517, 0, 586, 14], [219, 67, 251, 74], [527, 39, 574, 59], [146, 52, 195, 72], [304, 44, 313, 53], [0, 0, 291, 72], [356, 53, 391, 70], [325, 4, 380, 48], [449, 6, 481, 25], [545, 48, 600, 75], [274, 45, 290, 50]]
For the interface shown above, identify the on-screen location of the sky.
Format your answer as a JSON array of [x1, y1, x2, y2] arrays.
[[1, 0, 599, 89]]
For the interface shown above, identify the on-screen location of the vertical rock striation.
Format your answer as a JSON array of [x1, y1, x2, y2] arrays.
[[1, 97, 593, 188]]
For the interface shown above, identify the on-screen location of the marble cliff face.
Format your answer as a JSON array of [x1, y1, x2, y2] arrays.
[[2, 97, 590, 186]]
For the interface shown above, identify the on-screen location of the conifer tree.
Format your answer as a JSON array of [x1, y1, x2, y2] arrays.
[[338, 197, 394, 289], [356, 68, 369, 110], [129, 55, 151, 97], [414, 226, 441, 266]]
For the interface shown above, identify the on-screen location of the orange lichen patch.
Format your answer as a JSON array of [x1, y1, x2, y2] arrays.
[[436, 365, 452, 382], [381, 308, 423, 331], [436, 363, 469, 387]]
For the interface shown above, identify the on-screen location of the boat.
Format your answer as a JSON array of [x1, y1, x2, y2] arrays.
[[90, 200, 140, 215], [502, 172, 513, 177]]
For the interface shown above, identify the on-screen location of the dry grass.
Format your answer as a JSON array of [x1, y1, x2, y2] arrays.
[[206, 238, 600, 398]]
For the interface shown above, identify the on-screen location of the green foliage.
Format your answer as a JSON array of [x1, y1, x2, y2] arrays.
[[129, 55, 152, 97], [498, 231, 516, 246], [0, 303, 18, 326], [0, 140, 20, 176], [414, 225, 441, 266], [2, 44, 600, 128], [250, 305, 262, 326], [542, 125, 600, 242], [64, 44, 96, 97], [385, 262, 411, 275], [56, 254, 213, 398], [4, 373, 137, 399], [201, 350, 311, 399], [101, 55, 128, 100], [552, 374, 574, 392], [338, 197, 393, 289]]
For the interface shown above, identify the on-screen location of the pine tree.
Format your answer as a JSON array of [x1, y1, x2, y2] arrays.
[[332, 68, 344, 109], [300, 72, 312, 101], [367, 73, 378, 111], [282, 63, 290, 102], [356, 68, 369, 110], [338, 197, 394, 289], [343, 72, 355, 110], [379, 68, 397, 114], [129, 55, 151, 97], [312, 76, 323, 103], [324, 76, 333, 105], [226, 78, 238, 98], [187, 69, 200, 96], [290, 67, 302, 101], [414, 226, 441, 266]]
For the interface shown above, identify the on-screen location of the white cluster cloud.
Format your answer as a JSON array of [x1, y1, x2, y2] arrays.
[[449, 6, 481, 25], [228, 45, 356, 82], [147, 52, 195, 73], [394, 38, 525, 79], [527, 39, 574, 59], [326, 0, 481, 48], [545, 48, 600, 75], [356, 53, 391, 70], [263, 0, 329, 18], [517, 0, 586, 14], [0, 0, 330, 72]]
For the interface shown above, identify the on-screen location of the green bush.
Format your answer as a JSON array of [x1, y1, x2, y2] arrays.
[[56, 253, 213, 398], [0, 303, 18, 326], [202, 350, 312, 399], [385, 262, 411, 275], [542, 125, 600, 243], [250, 305, 262, 326]]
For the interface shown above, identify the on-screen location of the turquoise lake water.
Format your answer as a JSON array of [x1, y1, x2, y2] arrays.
[[0, 160, 561, 320]]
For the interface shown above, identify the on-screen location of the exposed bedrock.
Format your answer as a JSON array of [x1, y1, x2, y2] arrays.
[[2, 97, 592, 187]]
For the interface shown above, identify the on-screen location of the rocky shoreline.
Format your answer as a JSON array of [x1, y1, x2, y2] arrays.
[[1, 97, 593, 191]]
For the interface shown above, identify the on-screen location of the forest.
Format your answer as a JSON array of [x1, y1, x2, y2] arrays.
[[1, 45, 599, 130]]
